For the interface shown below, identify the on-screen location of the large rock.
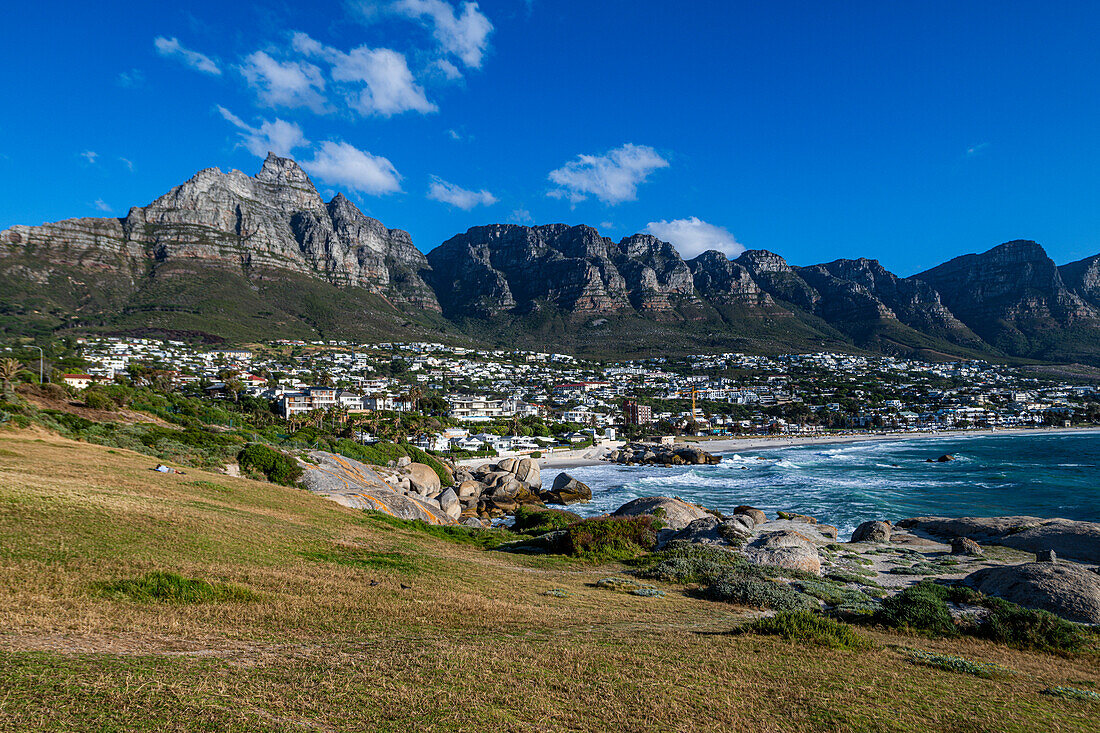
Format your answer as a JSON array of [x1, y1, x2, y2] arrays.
[[510, 457, 542, 489], [734, 506, 766, 527], [850, 520, 892, 543], [667, 516, 753, 548], [965, 562, 1100, 624], [613, 496, 712, 530], [406, 463, 441, 493], [742, 530, 822, 575], [897, 516, 1100, 563], [541, 473, 592, 505], [437, 488, 461, 520], [299, 451, 454, 524]]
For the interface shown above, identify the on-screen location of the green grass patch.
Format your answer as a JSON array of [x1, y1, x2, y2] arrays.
[[187, 480, 231, 493], [299, 546, 419, 574], [736, 611, 871, 651], [360, 510, 516, 549], [512, 506, 580, 535], [93, 571, 257, 604], [563, 515, 662, 563]]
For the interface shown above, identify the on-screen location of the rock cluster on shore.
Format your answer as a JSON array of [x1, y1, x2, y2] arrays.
[[298, 451, 592, 526], [608, 442, 721, 466]]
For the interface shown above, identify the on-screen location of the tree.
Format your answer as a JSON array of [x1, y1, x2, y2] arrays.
[[0, 359, 26, 401]]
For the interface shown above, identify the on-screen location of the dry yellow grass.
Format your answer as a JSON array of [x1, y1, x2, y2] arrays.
[[0, 428, 1097, 732]]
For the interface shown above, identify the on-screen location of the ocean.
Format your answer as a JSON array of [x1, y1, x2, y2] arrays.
[[561, 430, 1100, 539]]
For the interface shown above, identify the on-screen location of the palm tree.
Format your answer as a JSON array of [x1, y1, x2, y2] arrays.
[[0, 358, 26, 401]]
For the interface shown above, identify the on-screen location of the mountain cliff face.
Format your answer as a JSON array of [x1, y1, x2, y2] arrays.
[[424, 224, 697, 320], [0, 153, 438, 314], [915, 240, 1100, 358], [4, 156, 1100, 363]]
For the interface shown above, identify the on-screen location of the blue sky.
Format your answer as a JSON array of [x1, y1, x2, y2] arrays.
[[2, 1, 1099, 274]]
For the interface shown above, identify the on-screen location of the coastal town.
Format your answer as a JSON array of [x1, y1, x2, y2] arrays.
[[35, 335, 1100, 458]]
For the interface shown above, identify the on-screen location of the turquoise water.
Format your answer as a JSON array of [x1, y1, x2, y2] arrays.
[[563, 431, 1100, 538]]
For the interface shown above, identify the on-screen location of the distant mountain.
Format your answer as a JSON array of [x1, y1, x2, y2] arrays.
[[4, 154, 1100, 363]]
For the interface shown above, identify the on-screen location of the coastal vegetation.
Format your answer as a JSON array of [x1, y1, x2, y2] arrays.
[[0, 429, 1098, 730]]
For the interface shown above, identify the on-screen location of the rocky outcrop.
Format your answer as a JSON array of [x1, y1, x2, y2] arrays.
[[541, 473, 592, 505], [609, 442, 721, 466], [688, 251, 773, 307], [850, 520, 892, 543], [742, 530, 822, 575], [897, 516, 1100, 563], [298, 451, 454, 524], [965, 562, 1100, 624], [612, 496, 712, 530]]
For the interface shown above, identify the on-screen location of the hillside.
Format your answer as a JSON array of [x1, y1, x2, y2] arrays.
[[0, 428, 1098, 731], [5, 155, 1100, 363]]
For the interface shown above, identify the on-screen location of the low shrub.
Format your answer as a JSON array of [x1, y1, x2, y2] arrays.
[[512, 506, 580, 535], [94, 571, 257, 603], [904, 649, 1012, 679], [875, 581, 967, 636], [797, 579, 881, 612], [703, 575, 819, 612], [83, 390, 115, 411], [635, 542, 746, 584], [238, 443, 302, 486], [980, 598, 1094, 654], [737, 611, 871, 650], [1041, 686, 1100, 702], [564, 515, 662, 562]]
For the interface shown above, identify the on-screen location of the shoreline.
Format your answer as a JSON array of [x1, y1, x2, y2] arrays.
[[530, 426, 1100, 472]]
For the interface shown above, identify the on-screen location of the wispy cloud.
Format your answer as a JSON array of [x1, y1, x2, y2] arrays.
[[291, 33, 435, 117], [118, 157, 134, 172], [239, 50, 327, 112], [645, 217, 743, 259], [509, 208, 533, 224], [217, 106, 309, 158], [154, 36, 221, 75], [93, 199, 112, 212], [116, 68, 145, 88], [427, 176, 497, 209], [966, 142, 990, 157], [80, 150, 98, 164], [548, 143, 668, 205], [302, 141, 402, 195]]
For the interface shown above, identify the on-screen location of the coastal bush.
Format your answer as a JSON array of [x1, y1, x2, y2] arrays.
[[238, 443, 302, 486], [737, 611, 871, 651], [796, 579, 880, 612], [635, 543, 745, 584], [980, 598, 1094, 654], [94, 571, 257, 604], [875, 581, 963, 636], [703, 576, 819, 612], [904, 649, 1012, 679], [564, 515, 662, 562], [83, 390, 115, 411], [1041, 686, 1100, 702], [512, 506, 579, 535]]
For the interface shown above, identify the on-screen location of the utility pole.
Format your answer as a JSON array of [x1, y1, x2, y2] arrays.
[[31, 346, 45, 384]]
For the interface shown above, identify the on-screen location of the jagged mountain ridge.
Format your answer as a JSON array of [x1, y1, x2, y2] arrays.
[[3, 154, 1100, 362]]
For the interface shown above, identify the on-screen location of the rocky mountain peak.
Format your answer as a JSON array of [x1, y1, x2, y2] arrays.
[[256, 152, 314, 188]]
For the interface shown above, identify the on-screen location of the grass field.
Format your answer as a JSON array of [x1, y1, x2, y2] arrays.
[[0, 427, 1097, 731]]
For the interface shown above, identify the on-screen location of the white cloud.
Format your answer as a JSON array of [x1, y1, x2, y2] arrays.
[[93, 199, 112, 213], [116, 68, 144, 88], [446, 128, 462, 140], [966, 142, 990, 157], [239, 50, 326, 112], [391, 0, 493, 68], [645, 217, 744, 259], [217, 106, 309, 158], [548, 143, 668, 205], [509, 208, 533, 224], [427, 176, 497, 209], [119, 157, 134, 172], [154, 36, 221, 75], [80, 151, 98, 164], [303, 141, 402, 195], [291, 33, 435, 117], [432, 58, 463, 80]]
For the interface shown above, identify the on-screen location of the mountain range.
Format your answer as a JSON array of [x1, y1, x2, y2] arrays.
[[4, 153, 1100, 365]]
